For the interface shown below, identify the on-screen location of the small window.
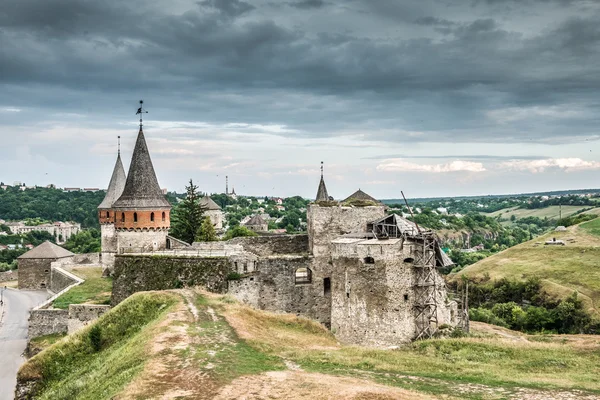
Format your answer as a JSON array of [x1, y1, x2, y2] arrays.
[[134, 212, 138, 223], [295, 267, 312, 284], [121, 213, 125, 222], [404, 257, 414, 263], [324, 277, 331, 295], [364, 256, 375, 264], [234, 261, 238, 270], [403, 294, 409, 301], [243, 263, 248, 273], [44, 269, 49, 273], [162, 212, 166, 222], [106, 211, 109, 218], [150, 212, 155, 222]]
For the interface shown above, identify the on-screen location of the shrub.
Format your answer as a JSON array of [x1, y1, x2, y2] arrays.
[[89, 325, 102, 352]]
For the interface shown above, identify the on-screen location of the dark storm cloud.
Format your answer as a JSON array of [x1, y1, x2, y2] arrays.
[[1, 0, 600, 145], [288, 0, 327, 9]]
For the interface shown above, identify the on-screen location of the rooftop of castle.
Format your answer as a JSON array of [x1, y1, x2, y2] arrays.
[[98, 152, 126, 209], [112, 127, 171, 210]]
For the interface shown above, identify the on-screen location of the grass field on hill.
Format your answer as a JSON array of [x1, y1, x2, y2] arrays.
[[18, 292, 178, 400], [20, 289, 600, 399], [482, 205, 600, 222], [455, 220, 600, 317], [52, 267, 112, 309]]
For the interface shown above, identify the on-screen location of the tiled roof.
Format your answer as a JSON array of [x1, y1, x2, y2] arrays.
[[17, 241, 74, 259]]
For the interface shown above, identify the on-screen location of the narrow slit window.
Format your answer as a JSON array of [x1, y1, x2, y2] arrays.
[[324, 277, 331, 295], [150, 212, 155, 222], [134, 212, 138, 223], [162, 212, 166, 222]]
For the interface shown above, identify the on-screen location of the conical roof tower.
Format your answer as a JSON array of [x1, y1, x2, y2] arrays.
[[98, 143, 126, 210], [315, 162, 329, 202], [112, 127, 170, 210]]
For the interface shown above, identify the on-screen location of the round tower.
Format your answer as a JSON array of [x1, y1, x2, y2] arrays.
[[98, 138, 126, 269], [112, 122, 171, 253]]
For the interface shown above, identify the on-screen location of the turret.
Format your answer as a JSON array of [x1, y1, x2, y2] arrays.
[[98, 138, 126, 270], [112, 101, 172, 253]]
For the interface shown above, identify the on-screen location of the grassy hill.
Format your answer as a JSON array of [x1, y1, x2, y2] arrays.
[[455, 218, 600, 317], [18, 289, 600, 399], [482, 205, 600, 223]]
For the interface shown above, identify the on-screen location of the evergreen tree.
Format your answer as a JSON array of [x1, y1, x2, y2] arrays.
[[169, 179, 205, 244], [197, 216, 218, 242]]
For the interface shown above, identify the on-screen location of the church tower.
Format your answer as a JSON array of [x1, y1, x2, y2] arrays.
[[98, 138, 126, 269], [112, 102, 172, 253]]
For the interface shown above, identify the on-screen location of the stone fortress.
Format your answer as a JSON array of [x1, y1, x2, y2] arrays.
[[100, 123, 461, 347]]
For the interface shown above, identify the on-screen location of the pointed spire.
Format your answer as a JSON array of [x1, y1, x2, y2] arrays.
[[112, 127, 171, 209], [315, 161, 329, 201], [98, 139, 127, 210]]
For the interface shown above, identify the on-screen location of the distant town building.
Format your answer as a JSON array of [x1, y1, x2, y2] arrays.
[[200, 196, 224, 230], [4, 221, 81, 243], [244, 214, 268, 232]]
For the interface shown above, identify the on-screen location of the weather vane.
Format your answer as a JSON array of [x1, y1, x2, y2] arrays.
[[135, 100, 148, 129]]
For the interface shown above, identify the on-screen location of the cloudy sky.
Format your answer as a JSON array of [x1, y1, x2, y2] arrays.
[[2, 0, 600, 199]]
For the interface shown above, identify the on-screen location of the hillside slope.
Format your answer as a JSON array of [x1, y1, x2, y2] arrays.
[[17, 289, 600, 399], [455, 219, 600, 316]]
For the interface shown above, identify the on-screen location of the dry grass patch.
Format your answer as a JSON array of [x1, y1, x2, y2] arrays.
[[216, 296, 339, 353]]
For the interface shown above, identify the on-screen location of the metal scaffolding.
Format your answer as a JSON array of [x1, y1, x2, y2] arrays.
[[413, 231, 440, 340]]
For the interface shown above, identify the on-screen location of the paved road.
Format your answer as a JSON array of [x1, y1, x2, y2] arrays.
[[0, 288, 48, 400]]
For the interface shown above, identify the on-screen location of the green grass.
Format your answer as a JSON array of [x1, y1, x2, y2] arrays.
[[455, 221, 600, 317], [19, 292, 178, 400], [483, 205, 600, 223], [218, 295, 600, 398], [581, 218, 600, 237], [188, 294, 285, 383], [52, 267, 112, 309]]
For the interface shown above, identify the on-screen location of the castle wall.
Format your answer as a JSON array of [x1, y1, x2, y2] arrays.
[[117, 229, 169, 253], [228, 235, 309, 256], [330, 237, 456, 347], [227, 255, 332, 326], [17, 258, 55, 290], [307, 205, 386, 257], [331, 239, 416, 346], [28, 309, 69, 338], [67, 304, 111, 334], [49, 266, 79, 294], [111, 254, 231, 304], [101, 223, 118, 256]]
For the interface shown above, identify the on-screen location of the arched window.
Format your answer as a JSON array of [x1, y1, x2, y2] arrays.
[[364, 256, 375, 264], [106, 211, 110, 218], [295, 267, 312, 284], [150, 212, 155, 222], [121, 213, 125, 222], [162, 212, 166, 222], [134, 212, 138, 223]]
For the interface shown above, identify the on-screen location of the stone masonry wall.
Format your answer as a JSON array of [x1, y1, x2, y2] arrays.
[[117, 229, 169, 253], [307, 205, 386, 257], [49, 267, 78, 294], [330, 238, 456, 347], [0, 269, 17, 282], [331, 239, 415, 346], [229, 235, 309, 256], [228, 255, 332, 326], [29, 309, 69, 339], [18, 258, 54, 290], [111, 254, 232, 304], [67, 304, 111, 334]]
